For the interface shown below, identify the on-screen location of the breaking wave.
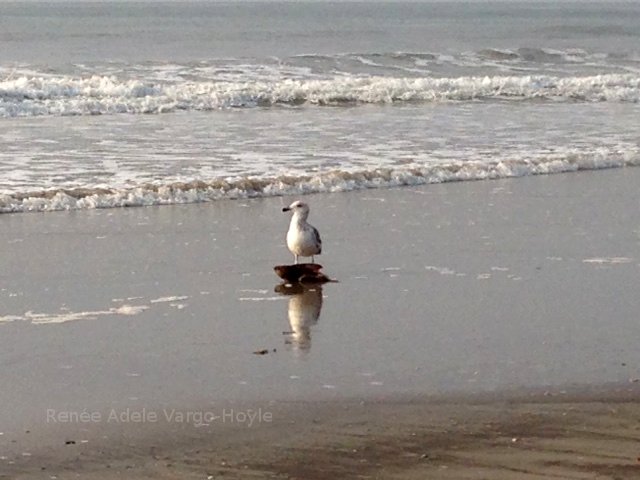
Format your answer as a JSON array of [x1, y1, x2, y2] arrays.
[[1, 73, 640, 117], [2, 149, 638, 213]]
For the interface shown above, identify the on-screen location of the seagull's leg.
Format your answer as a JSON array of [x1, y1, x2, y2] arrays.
[[311, 256, 315, 263], [294, 254, 298, 264]]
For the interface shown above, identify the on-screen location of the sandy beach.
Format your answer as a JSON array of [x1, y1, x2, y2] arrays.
[[1, 167, 640, 479], [4, 389, 640, 479]]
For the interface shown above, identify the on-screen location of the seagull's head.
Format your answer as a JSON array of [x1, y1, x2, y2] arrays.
[[282, 200, 310, 217]]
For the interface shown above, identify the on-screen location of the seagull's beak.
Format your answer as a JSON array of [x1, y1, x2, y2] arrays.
[[282, 207, 290, 212]]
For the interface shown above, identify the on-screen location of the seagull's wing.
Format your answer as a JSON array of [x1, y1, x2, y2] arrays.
[[311, 225, 322, 253]]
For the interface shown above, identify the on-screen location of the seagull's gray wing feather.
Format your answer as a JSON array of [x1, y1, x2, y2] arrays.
[[311, 226, 322, 253]]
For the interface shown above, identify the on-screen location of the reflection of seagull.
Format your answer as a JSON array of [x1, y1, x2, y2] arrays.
[[285, 285, 323, 351], [282, 201, 322, 264]]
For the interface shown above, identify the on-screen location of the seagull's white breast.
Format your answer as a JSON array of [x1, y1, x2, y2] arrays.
[[287, 220, 321, 257]]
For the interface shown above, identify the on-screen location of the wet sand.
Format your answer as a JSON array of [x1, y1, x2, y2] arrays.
[[1, 167, 640, 478], [3, 387, 640, 479]]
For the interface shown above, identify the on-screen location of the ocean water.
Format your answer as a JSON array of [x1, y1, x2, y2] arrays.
[[1, 0, 640, 213]]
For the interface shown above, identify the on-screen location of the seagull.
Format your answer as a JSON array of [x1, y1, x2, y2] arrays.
[[282, 200, 322, 264]]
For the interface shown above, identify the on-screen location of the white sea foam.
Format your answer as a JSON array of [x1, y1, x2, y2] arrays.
[[1, 148, 638, 214], [0, 304, 149, 325], [1, 73, 640, 117], [425, 266, 456, 275], [149, 295, 190, 303], [115, 305, 150, 315], [583, 257, 634, 265], [238, 297, 285, 302], [27, 310, 108, 324]]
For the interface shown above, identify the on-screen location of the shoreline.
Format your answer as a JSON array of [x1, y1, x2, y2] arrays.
[[2, 167, 640, 478], [3, 161, 640, 216]]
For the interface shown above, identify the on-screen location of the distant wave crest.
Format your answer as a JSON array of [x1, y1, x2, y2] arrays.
[[2, 149, 638, 213], [1, 73, 640, 117]]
